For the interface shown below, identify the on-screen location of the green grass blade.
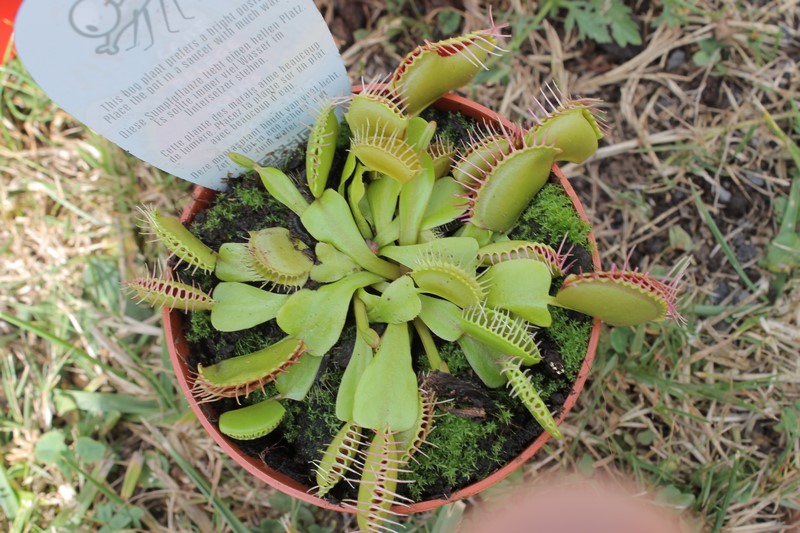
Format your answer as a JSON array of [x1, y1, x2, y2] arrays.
[[691, 187, 760, 294], [58, 390, 160, 416], [0, 462, 20, 519], [711, 456, 740, 533], [0, 310, 119, 375], [155, 430, 251, 533]]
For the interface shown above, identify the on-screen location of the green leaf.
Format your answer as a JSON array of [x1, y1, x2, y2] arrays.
[[429, 501, 466, 533], [554, 273, 667, 326], [483, 259, 554, 327], [275, 353, 323, 401], [398, 153, 436, 245], [211, 282, 288, 332], [656, 484, 696, 508], [254, 165, 310, 217], [405, 117, 436, 152], [577, 453, 594, 477], [302, 190, 401, 279], [362, 276, 421, 324], [277, 272, 382, 356], [436, 10, 462, 35], [565, 4, 611, 44], [380, 237, 479, 270], [609, 327, 633, 353], [352, 323, 420, 432], [35, 431, 67, 464], [348, 164, 373, 239], [418, 295, 463, 342], [74, 437, 107, 464], [654, 0, 689, 28], [268, 492, 293, 514], [336, 335, 373, 421], [215, 243, 262, 282], [693, 38, 724, 66], [338, 150, 357, 196], [563, 1, 641, 47], [775, 401, 800, 438], [310, 243, 361, 283], [421, 176, 468, 230], [668, 225, 694, 252], [607, 1, 642, 47], [457, 336, 505, 389], [366, 175, 401, 239], [636, 430, 656, 446]]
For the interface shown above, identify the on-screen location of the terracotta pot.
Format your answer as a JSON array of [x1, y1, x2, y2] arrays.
[[164, 90, 602, 514]]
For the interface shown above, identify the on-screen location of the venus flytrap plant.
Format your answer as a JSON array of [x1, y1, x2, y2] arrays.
[[499, 357, 562, 439], [459, 135, 560, 234], [137, 207, 217, 273], [452, 123, 516, 186], [218, 399, 287, 441], [306, 99, 341, 198], [554, 261, 688, 326], [525, 83, 609, 165], [126, 23, 691, 533], [427, 137, 456, 179], [388, 21, 509, 116], [191, 337, 306, 403], [126, 267, 214, 312], [344, 79, 409, 138]]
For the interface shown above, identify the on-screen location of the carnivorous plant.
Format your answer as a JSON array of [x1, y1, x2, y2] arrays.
[[127, 22, 686, 532]]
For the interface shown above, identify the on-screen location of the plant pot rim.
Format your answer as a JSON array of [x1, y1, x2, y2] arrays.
[[164, 88, 602, 515]]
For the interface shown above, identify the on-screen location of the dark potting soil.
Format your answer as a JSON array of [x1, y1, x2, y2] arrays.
[[175, 107, 594, 504]]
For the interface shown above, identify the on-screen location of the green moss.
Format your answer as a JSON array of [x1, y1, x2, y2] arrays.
[[189, 174, 292, 241], [511, 183, 592, 249], [438, 342, 471, 375], [239, 384, 278, 407], [233, 330, 280, 357], [547, 307, 591, 380], [402, 413, 503, 500], [281, 366, 342, 450], [529, 372, 565, 401], [237, 185, 267, 210], [185, 311, 213, 344], [194, 190, 237, 234]]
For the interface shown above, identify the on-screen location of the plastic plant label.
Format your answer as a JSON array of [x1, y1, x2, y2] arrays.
[[14, 0, 350, 189]]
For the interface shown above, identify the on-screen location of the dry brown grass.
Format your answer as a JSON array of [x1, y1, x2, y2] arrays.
[[1, 1, 798, 531]]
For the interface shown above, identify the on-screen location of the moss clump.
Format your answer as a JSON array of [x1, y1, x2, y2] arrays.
[[233, 329, 281, 358], [511, 182, 592, 249], [402, 413, 504, 500], [185, 311, 213, 344], [420, 107, 475, 146], [529, 372, 565, 401], [547, 307, 591, 380], [189, 174, 293, 243], [280, 365, 344, 474], [237, 185, 268, 210], [438, 342, 472, 375]]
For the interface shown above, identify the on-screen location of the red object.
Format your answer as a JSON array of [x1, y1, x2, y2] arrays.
[[164, 90, 602, 514], [0, 0, 22, 62]]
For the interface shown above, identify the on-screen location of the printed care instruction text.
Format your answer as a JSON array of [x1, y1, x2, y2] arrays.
[[15, 0, 350, 189]]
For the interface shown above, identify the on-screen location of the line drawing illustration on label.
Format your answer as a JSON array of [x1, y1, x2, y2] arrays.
[[69, 0, 194, 55]]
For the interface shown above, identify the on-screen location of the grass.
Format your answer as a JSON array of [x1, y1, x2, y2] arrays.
[[2, 0, 799, 531]]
